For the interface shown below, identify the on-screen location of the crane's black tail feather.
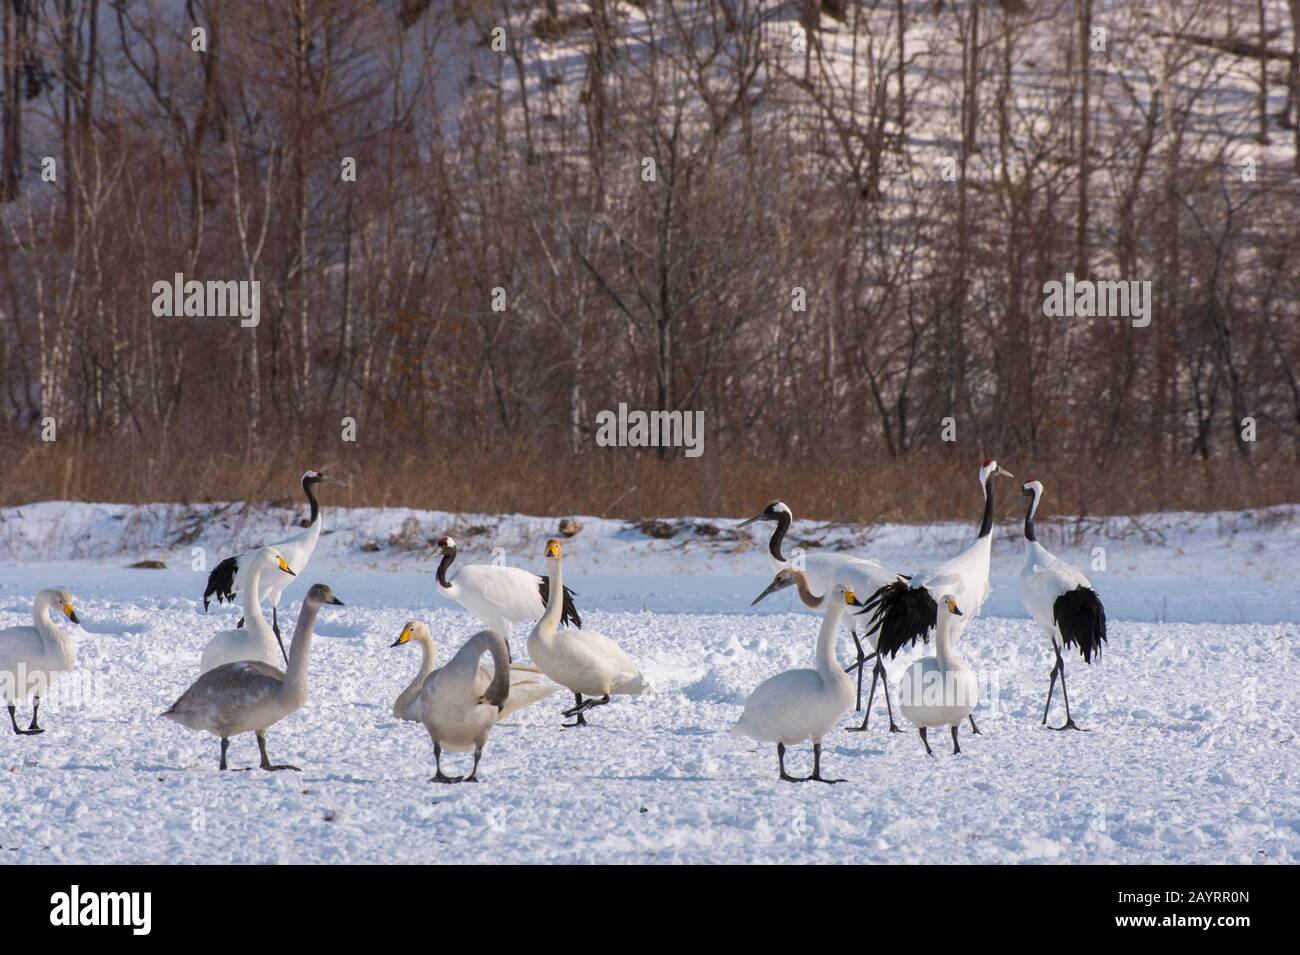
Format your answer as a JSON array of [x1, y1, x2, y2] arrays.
[[1053, 587, 1107, 664], [857, 578, 938, 658], [203, 556, 241, 612], [538, 577, 583, 629]]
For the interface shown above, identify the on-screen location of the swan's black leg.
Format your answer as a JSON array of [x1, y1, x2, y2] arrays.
[[431, 741, 461, 783], [237, 616, 245, 628], [968, 715, 981, 735], [464, 744, 483, 783], [257, 731, 300, 771], [562, 692, 588, 727], [27, 695, 43, 733], [219, 737, 229, 770], [8, 703, 41, 736], [777, 742, 801, 782], [951, 725, 961, 754], [919, 727, 933, 756], [809, 742, 844, 783]]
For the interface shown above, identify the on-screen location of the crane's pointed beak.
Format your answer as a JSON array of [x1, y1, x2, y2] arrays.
[[737, 513, 766, 528], [421, 547, 444, 563], [321, 475, 348, 488], [996, 466, 1015, 479]]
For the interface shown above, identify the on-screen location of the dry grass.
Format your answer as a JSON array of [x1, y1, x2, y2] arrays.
[[3, 437, 1297, 524]]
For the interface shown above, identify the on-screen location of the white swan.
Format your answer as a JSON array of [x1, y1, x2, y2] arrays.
[[731, 584, 860, 783], [390, 620, 560, 723], [751, 568, 903, 733], [418, 628, 513, 783], [0, 588, 81, 735], [527, 539, 649, 726], [422, 536, 582, 653], [163, 583, 343, 770], [898, 595, 979, 756], [199, 547, 295, 674]]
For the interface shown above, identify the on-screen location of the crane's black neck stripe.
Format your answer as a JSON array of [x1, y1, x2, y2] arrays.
[[769, 510, 792, 563], [978, 474, 996, 539], [1024, 491, 1038, 542], [436, 547, 456, 589], [303, 476, 321, 526]]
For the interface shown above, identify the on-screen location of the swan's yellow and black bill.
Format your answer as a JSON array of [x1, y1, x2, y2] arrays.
[[844, 588, 861, 607], [943, 597, 963, 616], [545, 540, 561, 558], [391, 624, 413, 648], [277, 556, 296, 576], [63, 602, 80, 624]]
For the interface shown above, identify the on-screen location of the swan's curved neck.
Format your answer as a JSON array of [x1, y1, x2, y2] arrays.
[[283, 598, 322, 697], [33, 593, 70, 654], [242, 560, 273, 633], [936, 612, 967, 672], [978, 475, 997, 539], [475, 631, 512, 708], [535, 556, 564, 639], [815, 598, 847, 680], [769, 511, 792, 563], [1024, 490, 1039, 543], [436, 549, 456, 589]]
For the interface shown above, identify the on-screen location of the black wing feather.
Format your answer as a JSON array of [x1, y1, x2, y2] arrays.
[[1053, 586, 1107, 664], [857, 578, 938, 659], [203, 555, 241, 612], [538, 576, 583, 629]]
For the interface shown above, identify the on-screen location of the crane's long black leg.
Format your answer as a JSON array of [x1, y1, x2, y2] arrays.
[[431, 741, 460, 783], [951, 725, 961, 755], [847, 658, 885, 733], [847, 631, 867, 711], [464, 744, 483, 783], [27, 695, 43, 733], [219, 737, 229, 770], [237, 617, 245, 628], [257, 731, 300, 771], [562, 692, 588, 727], [968, 715, 981, 735], [919, 727, 933, 756], [878, 660, 902, 733], [809, 742, 845, 783], [1041, 655, 1060, 725], [1051, 641, 1085, 731], [272, 605, 288, 666]]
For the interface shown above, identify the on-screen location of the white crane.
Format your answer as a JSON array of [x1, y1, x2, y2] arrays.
[[527, 539, 649, 726], [203, 468, 346, 657], [730, 584, 860, 783], [854, 459, 1014, 734], [417, 628, 513, 783], [750, 568, 903, 733], [738, 500, 899, 714], [0, 588, 81, 735], [390, 619, 560, 723], [898, 595, 979, 755], [422, 536, 582, 653], [1018, 480, 1107, 731], [199, 547, 296, 673], [164, 583, 343, 771]]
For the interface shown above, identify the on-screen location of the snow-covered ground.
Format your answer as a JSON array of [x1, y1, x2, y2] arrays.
[[1, 501, 1297, 864]]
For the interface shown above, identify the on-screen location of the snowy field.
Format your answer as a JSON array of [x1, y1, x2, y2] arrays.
[[1, 502, 1297, 864]]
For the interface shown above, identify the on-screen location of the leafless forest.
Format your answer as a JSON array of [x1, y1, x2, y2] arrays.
[[2, 1, 1299, 522]]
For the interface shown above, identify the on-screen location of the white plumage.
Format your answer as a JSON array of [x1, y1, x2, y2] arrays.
[[1017, 480, 1107, 731], [0, 588, 81, 735], [424, 536, 582, 649], [417, 628, 513, 783], [202, 468, 345, 647], [898, 595, 979, 755], [390, 619, 560, 723], [527, 539, 648, 726], [732, 584, 859, 783], [199, 547, 296, 674]]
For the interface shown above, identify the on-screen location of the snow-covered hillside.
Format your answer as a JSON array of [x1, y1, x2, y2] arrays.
[[0, 501, 1296, 863]]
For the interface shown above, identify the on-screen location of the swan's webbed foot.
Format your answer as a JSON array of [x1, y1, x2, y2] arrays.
[[1051, 719, 1086, 732], [256, 733, 300, 771], [430, 772, 462, 784], [807, 743, 844, 783], [8, 704, 42, 736]]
